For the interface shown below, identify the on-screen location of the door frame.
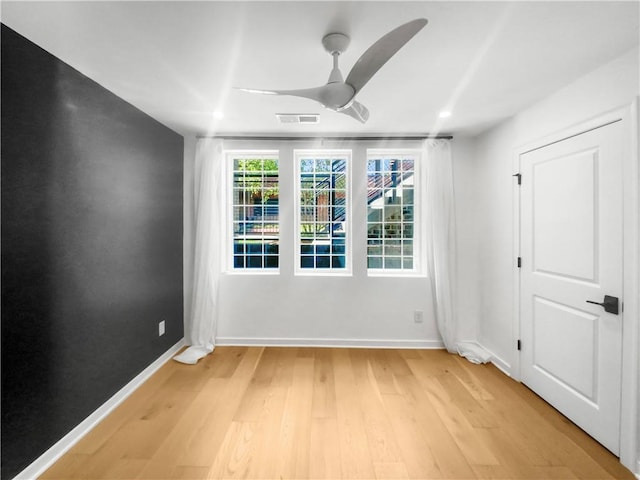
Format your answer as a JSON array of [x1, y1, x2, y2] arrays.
[[511, 99, 639, 473]]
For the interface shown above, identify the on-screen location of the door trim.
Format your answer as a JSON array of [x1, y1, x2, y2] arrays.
[[512, 100, 639, 473]]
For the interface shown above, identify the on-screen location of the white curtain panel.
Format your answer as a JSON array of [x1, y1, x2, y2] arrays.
[[174, 138, 224, 365], [424, 139, 490, 364]]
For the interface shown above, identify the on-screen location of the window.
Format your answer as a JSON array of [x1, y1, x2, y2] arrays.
[[295, 150, 350, 273], [367, 151, 419, 273], [229, 152, 279, 270]]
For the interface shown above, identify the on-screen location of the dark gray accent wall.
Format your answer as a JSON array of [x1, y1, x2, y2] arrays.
[[1, 25, 184, 480]]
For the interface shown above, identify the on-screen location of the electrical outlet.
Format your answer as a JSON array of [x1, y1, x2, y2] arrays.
[[413, 310, 423, 323], [158, 320, 165, 336]]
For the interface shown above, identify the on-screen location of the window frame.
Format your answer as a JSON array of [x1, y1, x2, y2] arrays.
[[366, 148, 425, 277], [226, 149, 281, 274], [294, 149, 352, 276]]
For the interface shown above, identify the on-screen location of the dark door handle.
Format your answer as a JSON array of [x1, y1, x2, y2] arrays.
[[586, 295, 619, 315]]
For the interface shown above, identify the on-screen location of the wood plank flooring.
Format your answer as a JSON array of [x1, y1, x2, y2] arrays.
[[41, 347, 634, 479]]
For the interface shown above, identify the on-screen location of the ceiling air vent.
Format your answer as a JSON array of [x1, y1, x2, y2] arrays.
[[276, 113, 320, 125]]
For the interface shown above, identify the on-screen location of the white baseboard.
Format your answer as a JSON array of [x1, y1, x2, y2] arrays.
[[215, 336, 444, 349], [491, 358, 512, 377], [636, 459, 640, 479], [13, 338, 186, 480], [475, 343, 512, 377]]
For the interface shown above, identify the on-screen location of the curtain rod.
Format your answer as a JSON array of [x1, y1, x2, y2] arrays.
[[196, 135, 453, 141]]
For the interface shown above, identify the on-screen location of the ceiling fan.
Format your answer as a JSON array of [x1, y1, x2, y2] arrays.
[[237, 18, 428, 123]]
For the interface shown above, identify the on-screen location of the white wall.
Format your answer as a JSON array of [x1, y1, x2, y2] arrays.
[[217, 139, 438, 347], [452, 137, 482, 342], [218, 273, 436, 346], [468, 46, 639, 472], [471, 121, 517, 369]]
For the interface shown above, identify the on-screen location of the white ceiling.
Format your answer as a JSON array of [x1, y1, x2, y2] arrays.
[[2, 1, 638, 137]]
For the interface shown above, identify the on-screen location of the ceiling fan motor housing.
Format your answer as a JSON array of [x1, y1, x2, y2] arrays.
[[322, 32, 350, 55], [320, 82, 356, 110]]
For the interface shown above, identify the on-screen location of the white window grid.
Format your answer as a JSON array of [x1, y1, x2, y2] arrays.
[[366, 150, 421, 274], [227, 151, 280, 272], [294, 149, 352, 275]]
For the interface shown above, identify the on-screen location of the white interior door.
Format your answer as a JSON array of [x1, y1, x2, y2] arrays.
[[520, 121, 623, 455]]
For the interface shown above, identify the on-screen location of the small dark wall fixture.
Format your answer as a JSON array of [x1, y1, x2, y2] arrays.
[[1, 24, 184, 480]]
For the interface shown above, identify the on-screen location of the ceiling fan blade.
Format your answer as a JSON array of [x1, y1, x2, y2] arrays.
[[339, 100, 370, 123], [236, 86, 327, 103], [345, 18, 427, 95]]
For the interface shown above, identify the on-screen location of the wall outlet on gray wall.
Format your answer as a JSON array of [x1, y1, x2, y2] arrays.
[[158, 320, 165, 336], [413, 311, 423, 323]]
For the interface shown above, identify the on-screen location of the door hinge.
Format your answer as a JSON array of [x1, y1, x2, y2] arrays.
[[517, 339, 522, 351], [513, 173, 521, 185], [517, 257, 522, 268]]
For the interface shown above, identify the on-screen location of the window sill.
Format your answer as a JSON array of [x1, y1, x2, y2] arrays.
[[224, 270, 280, 276], [367, 270, 427, 278], [294, 270, 353, 277]]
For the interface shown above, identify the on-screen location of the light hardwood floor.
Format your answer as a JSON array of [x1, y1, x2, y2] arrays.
[[41, 347, 634, 479]]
